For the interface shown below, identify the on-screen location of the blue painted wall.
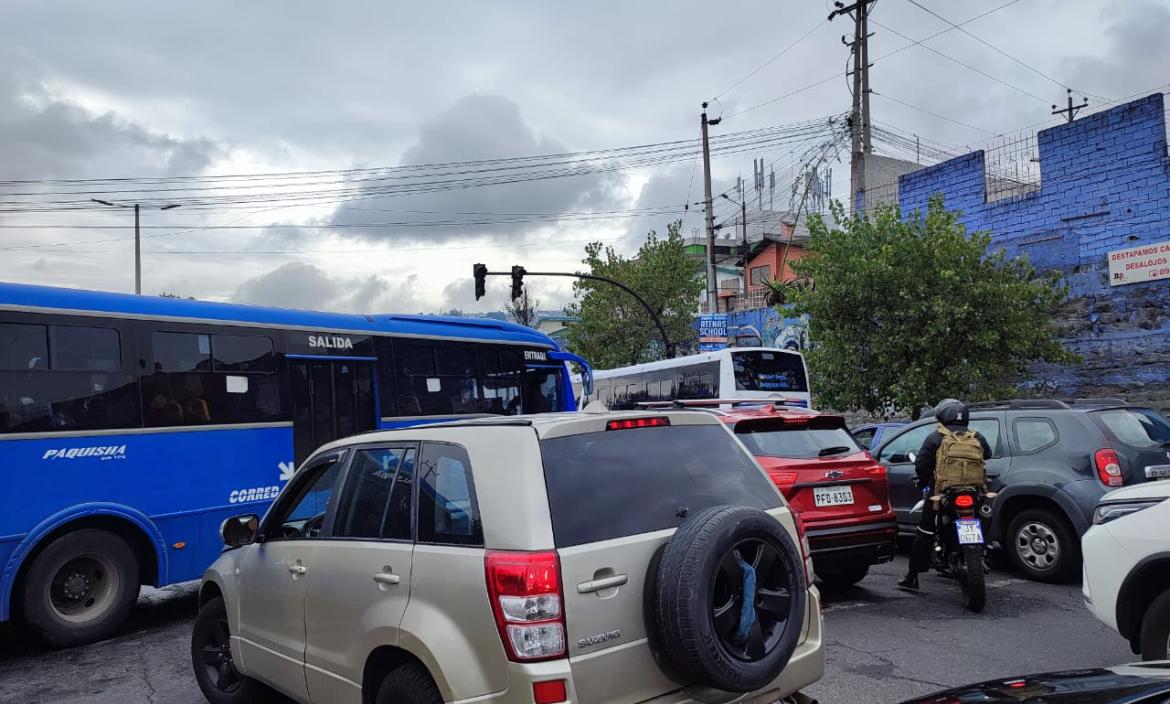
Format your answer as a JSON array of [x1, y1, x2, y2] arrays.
[[896, 94, 1170, 407]]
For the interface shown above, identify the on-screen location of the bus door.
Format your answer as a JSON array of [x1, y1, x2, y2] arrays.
[[289, 358, 377, 463]]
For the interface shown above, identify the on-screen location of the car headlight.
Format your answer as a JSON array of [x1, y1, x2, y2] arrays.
[[1092, 498, 1166, 525]]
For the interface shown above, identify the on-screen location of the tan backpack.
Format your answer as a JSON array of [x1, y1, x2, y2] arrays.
[[934, 424, 986, 491]]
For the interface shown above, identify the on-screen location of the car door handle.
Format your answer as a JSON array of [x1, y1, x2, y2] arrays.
[[373, 572, 401, 586], [577, 574, 628, 594], [288, 564, 307, 576]]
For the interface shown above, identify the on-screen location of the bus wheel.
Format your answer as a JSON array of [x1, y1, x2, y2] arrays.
[[21, 529, 141, 648]]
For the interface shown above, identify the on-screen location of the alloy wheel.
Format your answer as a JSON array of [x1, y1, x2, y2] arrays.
[[1015, 521, 1061, 572], [710, 537, 794, 662]]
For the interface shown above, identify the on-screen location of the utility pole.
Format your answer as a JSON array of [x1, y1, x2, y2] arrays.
[[91, 199, 181, 294], [701, 102, 721, 314], [830, 0, 877, 214], [1052, 88, 1089, 123]]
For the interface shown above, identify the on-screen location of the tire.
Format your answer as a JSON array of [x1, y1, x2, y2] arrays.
[[20, 528, 140, 647], [816, 564, 870, 588], [375, 662, 442, 704], [960, 546, 986, 613], [1005, 508, 1080, 583], [191, 597, 261, 704], [652, 505, 806, 693], [1139, 590, 1170, 662]]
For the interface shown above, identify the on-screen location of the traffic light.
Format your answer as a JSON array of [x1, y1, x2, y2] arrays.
[[473, 263, 487, 300], [510, 265, 526, 300]]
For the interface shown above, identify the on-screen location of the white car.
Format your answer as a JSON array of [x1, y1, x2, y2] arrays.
[[1082, 479, 1170, 661]]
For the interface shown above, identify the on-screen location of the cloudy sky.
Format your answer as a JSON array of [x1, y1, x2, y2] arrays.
[[1, 0, 1166, 315]]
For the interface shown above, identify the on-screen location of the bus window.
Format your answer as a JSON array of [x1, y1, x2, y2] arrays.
[[394, 339, 479, 416], [0, 323, 139, 433], [49, 326, 121, 371], [0, 323, 48, 370], [153, 332, 211, 373], [732, 350, 807, 392], [143, 330, 283, 427], [480, 346, 522, 415], [522, 368, 562, 414], [212, 334, 275, 373]]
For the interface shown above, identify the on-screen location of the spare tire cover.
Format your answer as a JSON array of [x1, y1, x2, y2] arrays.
[[652, 505, 806, 693]]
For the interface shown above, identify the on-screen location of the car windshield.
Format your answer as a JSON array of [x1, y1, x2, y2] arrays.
[[735, 418, 863, 459], [1093, 408, 1170, 448], [732, 350, 808, 392], [540, 423, 780, 547]]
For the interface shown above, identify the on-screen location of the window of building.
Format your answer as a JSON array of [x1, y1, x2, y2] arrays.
[[417, 443, 482, 546], [750, 265, 771, 286]]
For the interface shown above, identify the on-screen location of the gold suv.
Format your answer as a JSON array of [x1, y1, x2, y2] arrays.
[[191, 410, 824, 704]]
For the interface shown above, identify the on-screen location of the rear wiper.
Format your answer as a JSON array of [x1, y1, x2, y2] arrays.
[[818, 446, 853, 457]]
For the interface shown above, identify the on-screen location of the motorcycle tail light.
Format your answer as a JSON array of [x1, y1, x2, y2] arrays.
[[954, 494, 975, 508]]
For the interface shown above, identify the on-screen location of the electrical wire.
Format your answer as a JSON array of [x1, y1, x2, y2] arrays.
[[901, 0, 1111, 103], [712, 19, 828, 102], [868, 17, 1051, 105]]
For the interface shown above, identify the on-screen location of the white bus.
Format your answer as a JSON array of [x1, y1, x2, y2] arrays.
[[576, 347, 811, 410]]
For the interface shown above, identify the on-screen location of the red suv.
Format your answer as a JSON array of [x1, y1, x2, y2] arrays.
[[719, 404, 898, 587]]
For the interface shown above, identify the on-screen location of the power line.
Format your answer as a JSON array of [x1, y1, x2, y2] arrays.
[[726, 0, 1022, 120], [872, 93, 997, 135], [713, 19, 828, 101], [868, 16, 1051, 105], [901, 0, 1110, 103]]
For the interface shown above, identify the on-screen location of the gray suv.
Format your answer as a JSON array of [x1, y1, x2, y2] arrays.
[[191, 410, 823, 704], [873, 400, 1170, 583]]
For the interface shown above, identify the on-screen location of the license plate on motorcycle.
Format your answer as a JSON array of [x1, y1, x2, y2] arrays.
[[956, 518, 984, 545], [813, 485, 854, 507]]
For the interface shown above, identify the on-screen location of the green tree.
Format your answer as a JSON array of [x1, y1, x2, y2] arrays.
[[564, 220, 704, 368], [792, 196, 1076, 418]]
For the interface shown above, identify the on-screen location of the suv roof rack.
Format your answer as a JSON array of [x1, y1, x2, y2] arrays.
[[1066, 397, 1130, 407], [967, 397, 1131, 411], [969, 399, 1071, 410]]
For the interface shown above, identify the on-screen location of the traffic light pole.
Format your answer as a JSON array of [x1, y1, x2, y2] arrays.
[[473, 265, 676, 358]]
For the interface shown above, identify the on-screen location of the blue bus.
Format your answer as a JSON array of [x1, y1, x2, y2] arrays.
[[0, 281, 591, 646]]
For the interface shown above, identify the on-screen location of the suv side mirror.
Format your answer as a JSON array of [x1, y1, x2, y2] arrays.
[[888, 452, 910, 464], [221, 514, 259, 548]]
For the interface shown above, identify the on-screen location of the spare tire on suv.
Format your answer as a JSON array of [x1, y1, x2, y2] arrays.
[[651, 505, 807, 693]]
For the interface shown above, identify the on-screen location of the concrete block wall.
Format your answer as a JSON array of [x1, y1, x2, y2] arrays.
[[894, 94, 1170, 409]]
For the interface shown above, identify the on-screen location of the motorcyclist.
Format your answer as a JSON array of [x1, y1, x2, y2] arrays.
[[897, 398, 991, 591]]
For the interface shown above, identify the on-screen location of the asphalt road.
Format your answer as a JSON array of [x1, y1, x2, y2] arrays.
[[0, 555, 1136, 704]]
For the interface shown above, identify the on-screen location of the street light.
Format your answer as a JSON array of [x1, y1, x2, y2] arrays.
[[90, 199, 181, 294]]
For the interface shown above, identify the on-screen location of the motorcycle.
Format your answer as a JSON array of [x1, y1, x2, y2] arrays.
[[910, 453, 994, 613]]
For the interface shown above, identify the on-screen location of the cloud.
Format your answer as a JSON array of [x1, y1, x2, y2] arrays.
[[0, 61, 224, 180], [1059, 0, 1170, 101], [233, 262, 429, 314], [328, 94, 623, 244]]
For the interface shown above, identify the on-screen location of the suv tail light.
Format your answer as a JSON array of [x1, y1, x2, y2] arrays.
[[791, 512, 814, 587], [1094, 449, 1124, 488], [867, 464, 887, 479], [485, 551, 566, 661]]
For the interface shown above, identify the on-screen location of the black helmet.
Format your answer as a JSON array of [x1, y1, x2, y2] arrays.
[[935, 398, 969, 426]]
